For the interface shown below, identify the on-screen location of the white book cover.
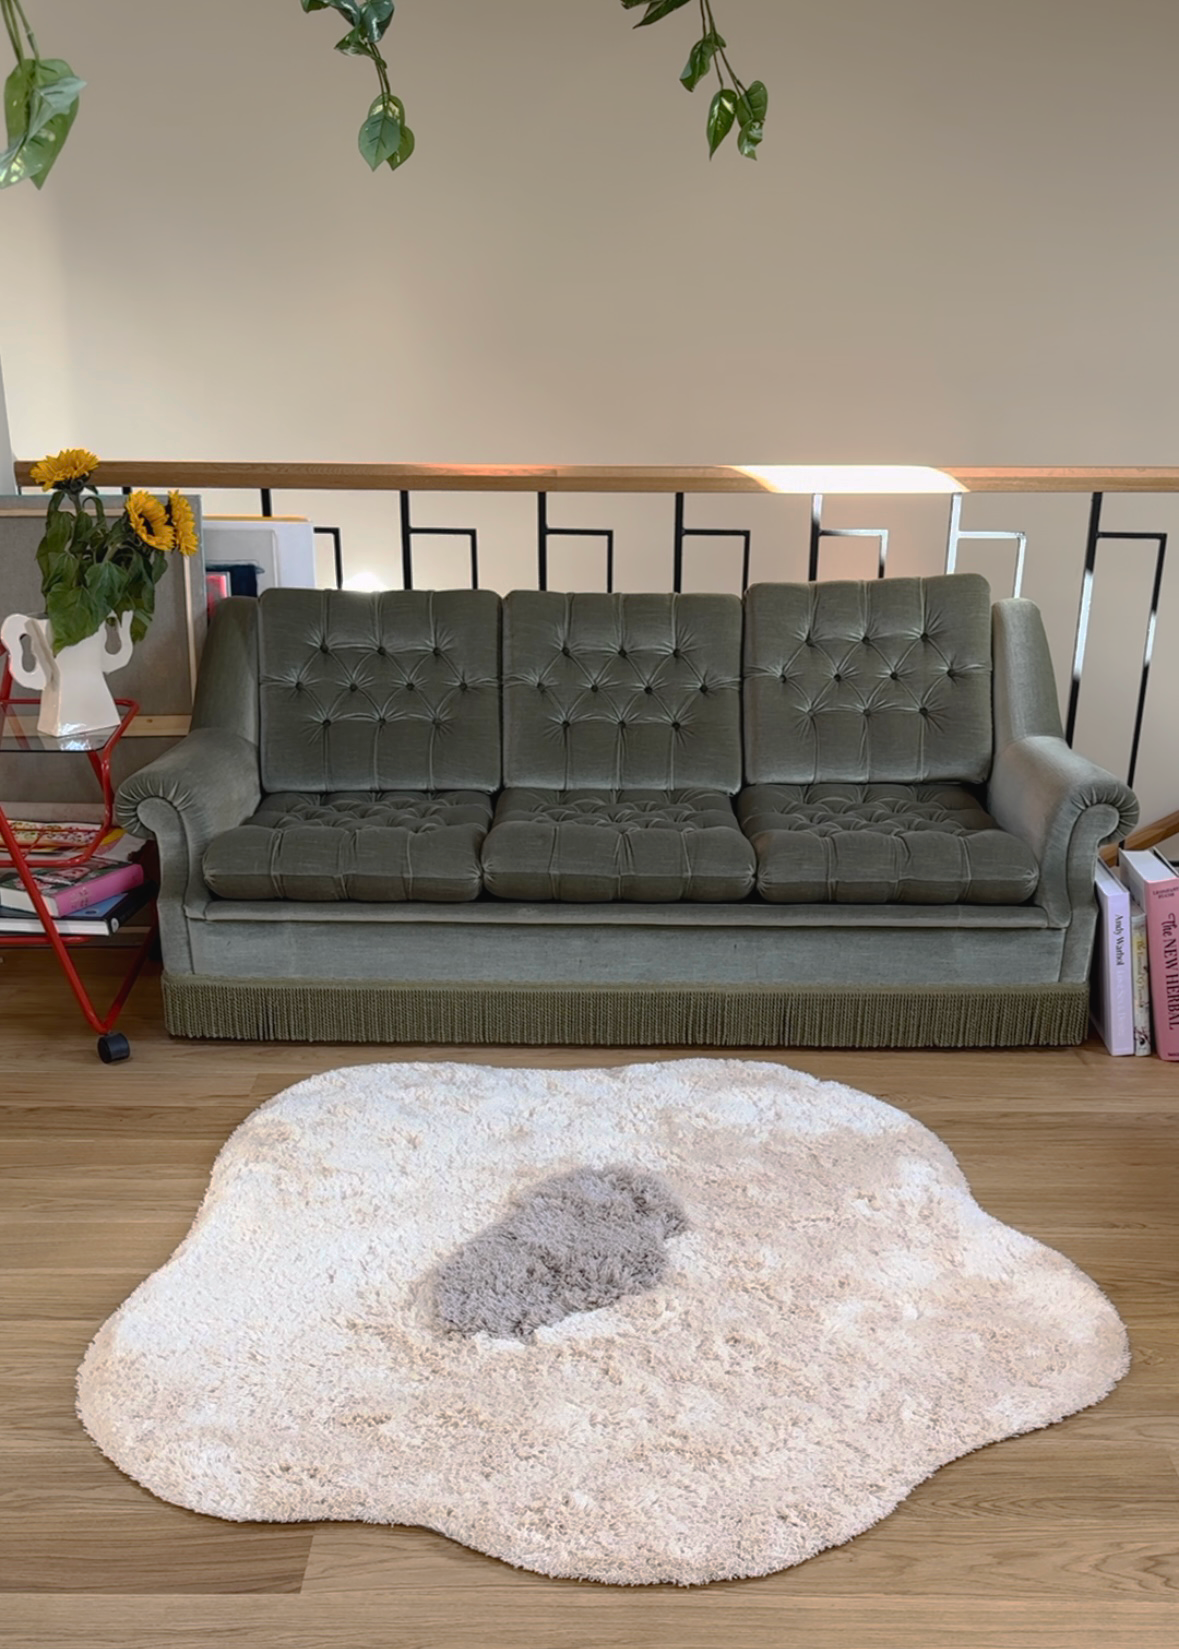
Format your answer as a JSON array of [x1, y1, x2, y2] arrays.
[[1091, 860, 1134, 1055]]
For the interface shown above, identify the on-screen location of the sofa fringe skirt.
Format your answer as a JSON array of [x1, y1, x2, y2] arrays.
[[161, 975, 1089, 1049]]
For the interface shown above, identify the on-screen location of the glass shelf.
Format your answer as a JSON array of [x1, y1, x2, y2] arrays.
[[0, 711, 122, 754]]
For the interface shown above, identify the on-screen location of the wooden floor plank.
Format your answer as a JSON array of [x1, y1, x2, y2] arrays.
[[1, 1594, 1177, 1649], [0, 950, 1176, 1645]]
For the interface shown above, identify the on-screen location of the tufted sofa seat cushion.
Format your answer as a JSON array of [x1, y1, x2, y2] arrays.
[[738, 784, 1040, 905], [202, 791, 494, 902], [482, 789, 757, 903]]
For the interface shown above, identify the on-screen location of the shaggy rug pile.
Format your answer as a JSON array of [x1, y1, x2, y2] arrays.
[[76, 1058, 1129, 1586]]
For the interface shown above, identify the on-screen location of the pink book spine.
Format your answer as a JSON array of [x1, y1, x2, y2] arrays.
[[1145, 880, 1179, 1060], [51, 862, 144, 917]]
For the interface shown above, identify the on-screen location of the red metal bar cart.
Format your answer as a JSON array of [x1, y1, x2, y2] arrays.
[[0, 647, 158, 1062]]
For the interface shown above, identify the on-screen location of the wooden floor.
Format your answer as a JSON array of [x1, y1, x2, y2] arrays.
[[1, 951, 1177, 1649]]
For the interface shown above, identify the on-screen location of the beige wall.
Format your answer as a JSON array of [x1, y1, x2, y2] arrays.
[[1, 0, 1176, 827]]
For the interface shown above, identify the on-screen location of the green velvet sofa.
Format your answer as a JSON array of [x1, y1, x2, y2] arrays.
[[115, 575, 1137, 1048]]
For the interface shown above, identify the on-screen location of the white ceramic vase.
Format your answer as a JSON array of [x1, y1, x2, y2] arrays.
[[0, 611, 134, 737]]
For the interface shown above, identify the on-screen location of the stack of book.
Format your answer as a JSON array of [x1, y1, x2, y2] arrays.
[[1091, 847, 1179, 1061], [0, 822, 151, 938]]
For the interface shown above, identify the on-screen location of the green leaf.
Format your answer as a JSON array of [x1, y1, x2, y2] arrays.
[[334, 27, 370, 55], [25, 111, 79, 189], [737, 119, 763, 159], [735, 80, 768, 126], [45, 584, 107, 652], [632, 0, 692, 24], [361, 0, 395, 45], [706, 87, 737, 157], [385, 120, 414, 172], [83, 559, 127, 617], [359, 94, 403, 169], [35, 510, 75, 590], [1, 59, 84, 190], [5, 60, 85, 144], [680, 31, 725, 92], [5, 60, 37, 145], [300, 1, 334, 10]]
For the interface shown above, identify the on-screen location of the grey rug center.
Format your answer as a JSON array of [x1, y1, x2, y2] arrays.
[[430, 1165, 689, 1340]]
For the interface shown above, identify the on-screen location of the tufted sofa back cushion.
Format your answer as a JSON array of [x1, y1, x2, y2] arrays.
[[258, 589, 501, 793], [743, 575, 994, 785], [503, 592, 744, 792]]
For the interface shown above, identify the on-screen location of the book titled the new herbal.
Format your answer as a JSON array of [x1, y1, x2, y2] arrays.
[[1118, 849, 1179, 1062], [0, 858, 144, 919]]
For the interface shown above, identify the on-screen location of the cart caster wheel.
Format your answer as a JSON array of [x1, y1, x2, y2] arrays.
[[97, 1032, 131, 1063]]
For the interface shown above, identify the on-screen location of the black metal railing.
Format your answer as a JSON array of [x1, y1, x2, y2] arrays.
[[13, 462, 1178, 791]]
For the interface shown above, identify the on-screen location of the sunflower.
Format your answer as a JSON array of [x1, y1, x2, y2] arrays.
[[29, 447, 99, 490], [126, 490, 175, 552], [167, 491, 199, 557]]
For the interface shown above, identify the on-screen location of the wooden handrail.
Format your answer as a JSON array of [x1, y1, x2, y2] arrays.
[[1101, 809, 1179, 865], [14, 461, 1179, 494]]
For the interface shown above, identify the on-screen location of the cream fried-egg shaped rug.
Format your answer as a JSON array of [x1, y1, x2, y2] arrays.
[[76, 1059, 1129, 1586]]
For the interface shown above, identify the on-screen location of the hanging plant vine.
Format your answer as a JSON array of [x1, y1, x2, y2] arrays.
[[0, 1, 765, 191], [623, 0, 767, 160], [299, 0, 415, 174], [0, 0, 84, 189]]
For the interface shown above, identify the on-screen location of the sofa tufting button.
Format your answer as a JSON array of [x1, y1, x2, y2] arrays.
[[834, 673, 843, 683], [644, 685, 654, 695], [405, 682, 416, 691], [349, 684, 358, 692]]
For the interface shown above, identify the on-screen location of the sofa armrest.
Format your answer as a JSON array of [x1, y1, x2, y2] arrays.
[[116, 728, 261, 971], [987, 735, 1138, 929]]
